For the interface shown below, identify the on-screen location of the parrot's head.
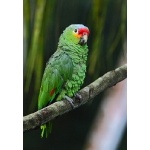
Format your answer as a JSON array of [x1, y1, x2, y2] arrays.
[[60, 24, 90, 46]]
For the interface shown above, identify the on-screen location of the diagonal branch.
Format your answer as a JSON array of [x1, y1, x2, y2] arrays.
[[23, 64, 127, 132]]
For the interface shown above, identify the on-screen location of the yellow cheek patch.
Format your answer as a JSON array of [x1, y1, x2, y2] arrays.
[[73, 32, 81, 38]]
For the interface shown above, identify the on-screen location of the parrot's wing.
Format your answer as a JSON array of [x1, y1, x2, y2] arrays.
[[38, 51, 73, 109]]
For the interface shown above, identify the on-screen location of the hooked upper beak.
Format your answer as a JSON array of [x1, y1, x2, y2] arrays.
[[79, 33, 88, 45]]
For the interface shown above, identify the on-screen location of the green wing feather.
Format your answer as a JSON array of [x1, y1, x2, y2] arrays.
[[38, 51, 73, 109], [38, 50, 73, 137]]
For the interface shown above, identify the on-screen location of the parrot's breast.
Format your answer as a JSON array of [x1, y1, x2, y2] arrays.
[[56, 46, 88, 101], [66, 62, 86, 95]]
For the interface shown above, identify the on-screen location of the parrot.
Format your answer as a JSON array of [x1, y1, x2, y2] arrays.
[[38, 24, 90, 138]]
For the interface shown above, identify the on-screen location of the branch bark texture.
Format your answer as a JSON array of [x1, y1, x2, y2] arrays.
[[23, 64, 127, 132]]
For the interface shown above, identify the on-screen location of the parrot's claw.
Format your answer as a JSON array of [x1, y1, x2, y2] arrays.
[[64, 96, 75, 109], [74, 93, 82, 102]]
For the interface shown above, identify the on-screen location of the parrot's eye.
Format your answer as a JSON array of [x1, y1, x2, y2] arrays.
[[74, 29, 78, 33]]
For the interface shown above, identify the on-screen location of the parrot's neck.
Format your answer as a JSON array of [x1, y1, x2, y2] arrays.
[[58, 44, 88, 64], [58, 38, 88, 64]]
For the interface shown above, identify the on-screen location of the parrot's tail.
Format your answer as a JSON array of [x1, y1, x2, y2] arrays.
[[40, 122, 52, 138]]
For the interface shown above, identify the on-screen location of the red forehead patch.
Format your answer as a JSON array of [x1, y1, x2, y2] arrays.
[[78, 28, 90, 35]]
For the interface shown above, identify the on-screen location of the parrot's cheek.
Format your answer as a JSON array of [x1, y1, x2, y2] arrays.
[[79, 34, 88, 45]]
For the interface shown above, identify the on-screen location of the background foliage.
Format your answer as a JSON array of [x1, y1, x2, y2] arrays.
[[23, 0, 127, 149]]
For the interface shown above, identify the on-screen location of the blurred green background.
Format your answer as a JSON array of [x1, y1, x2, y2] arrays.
[[23, 0, 127, 149]]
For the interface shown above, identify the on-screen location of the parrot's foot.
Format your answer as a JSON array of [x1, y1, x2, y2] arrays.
[[64, 96, 75, 109], [74, 93, 82, 102]]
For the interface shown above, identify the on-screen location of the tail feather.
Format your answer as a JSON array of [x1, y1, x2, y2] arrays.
[[41, 122, 52, 138]]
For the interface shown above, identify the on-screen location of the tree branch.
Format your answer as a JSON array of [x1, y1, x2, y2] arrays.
[[23, 64, 127, 132]]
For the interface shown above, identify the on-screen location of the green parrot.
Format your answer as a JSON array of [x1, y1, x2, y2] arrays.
[[38, 24, 90, 138]]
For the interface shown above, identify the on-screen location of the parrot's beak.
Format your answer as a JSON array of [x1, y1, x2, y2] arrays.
[[79, 33, 88, 45]]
